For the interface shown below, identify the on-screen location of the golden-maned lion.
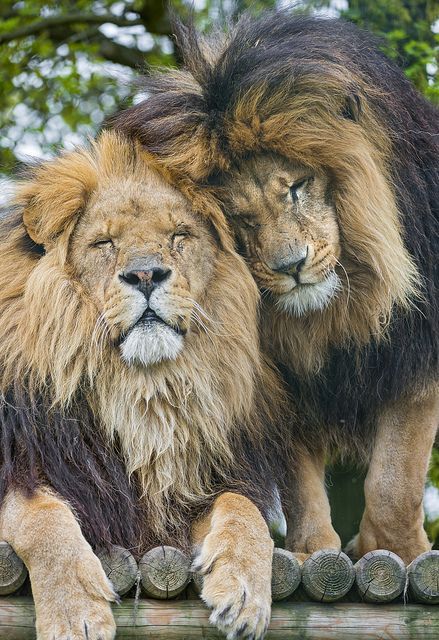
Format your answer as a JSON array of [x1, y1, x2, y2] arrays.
[[110, 11, 439, 563], [0, 130, 291, 639]]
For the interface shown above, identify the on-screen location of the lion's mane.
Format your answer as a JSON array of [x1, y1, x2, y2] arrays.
[[110, 12, 439, 454], [0, 132, 289, 553]]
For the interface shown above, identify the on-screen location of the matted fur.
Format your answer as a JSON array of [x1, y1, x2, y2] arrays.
[[0, 131, 290, 554], [110, 12, 439, 454]]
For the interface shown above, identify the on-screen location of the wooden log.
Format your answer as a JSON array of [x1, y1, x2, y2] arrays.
[[408, 550, 439, 604], [0, 598, 439, 639], [355, 550, 406, 603], [139, 546, 191, 599], [302, 549, 355, 602], [0, 543, 27, 596], [191, 568, 203, 594], [271, 548, 301, 601], [97, 545, 138, 596]]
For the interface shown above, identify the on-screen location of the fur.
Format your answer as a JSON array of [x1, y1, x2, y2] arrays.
[[0, 131, 290, 556], [109, 11, 439, 456]]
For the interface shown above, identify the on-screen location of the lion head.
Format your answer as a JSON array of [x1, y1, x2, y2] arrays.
[[110, 11, 428, 370], [57, 156, 220, 369], [221, 153, 341, 316], [0, 130, 285, 547]]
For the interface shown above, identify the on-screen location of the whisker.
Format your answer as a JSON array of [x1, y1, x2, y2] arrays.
[[334, 258, 351, 316], [188, 299, 236, 338]]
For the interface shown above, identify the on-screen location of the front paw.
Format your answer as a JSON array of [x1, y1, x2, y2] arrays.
[[36, 597, 116, 640], [349, 509, 431, 564], [193, 532, 272, 639], [32, 546, 117, 640]]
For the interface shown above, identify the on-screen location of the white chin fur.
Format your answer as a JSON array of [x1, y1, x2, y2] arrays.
[[277, 271, 341, 316], [120, 322, 183, 367]]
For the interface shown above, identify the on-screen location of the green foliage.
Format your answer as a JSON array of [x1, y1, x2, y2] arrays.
[[0, 0, 178, 173], [338, 0, 439, 101], [0, 0, 437, 173], [426, 449, 439, 547]]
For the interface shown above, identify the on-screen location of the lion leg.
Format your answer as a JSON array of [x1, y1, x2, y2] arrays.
[[352, 391, 439, 564], [192, 492, 273, 640], [0, 488, 117, 640], [284, 449, 341, 562]]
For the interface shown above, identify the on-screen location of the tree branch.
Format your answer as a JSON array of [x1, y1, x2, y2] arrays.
[[97, 35, 146, 70], [0, 14, 146, 44]]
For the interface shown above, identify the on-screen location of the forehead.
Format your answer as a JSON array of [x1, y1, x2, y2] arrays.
[[230, 153, 299, 183], [221, 154, 295, 212], [81, 168, 201, 234], [226, 153, 305, 192]]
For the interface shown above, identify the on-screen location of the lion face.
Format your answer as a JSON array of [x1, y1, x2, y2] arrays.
[[221, 154, 341, 316], [69, 173, 218, 368]]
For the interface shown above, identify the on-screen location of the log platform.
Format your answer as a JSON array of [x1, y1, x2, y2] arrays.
[[0, 542, 437, 638], [0, 598, 437, 639]]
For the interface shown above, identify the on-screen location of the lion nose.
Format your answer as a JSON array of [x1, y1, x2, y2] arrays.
[[120, 264, 172, 298], [274, 246, 308, 276]]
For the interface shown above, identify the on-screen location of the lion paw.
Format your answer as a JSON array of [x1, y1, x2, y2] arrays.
[[33, 546, 117, 640], [36, 599, 116, 640], [193, 533, 272, 639]]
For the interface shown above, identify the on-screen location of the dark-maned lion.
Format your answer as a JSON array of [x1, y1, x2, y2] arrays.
[[0, 131, 291, 639], [110, 11, 439, 563]]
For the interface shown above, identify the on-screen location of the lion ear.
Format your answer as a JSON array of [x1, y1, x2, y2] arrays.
[[18, 150, 97, 247], [342, 93, 362, 123]]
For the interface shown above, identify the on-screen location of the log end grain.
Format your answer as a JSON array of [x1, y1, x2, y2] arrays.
[[271, 548, 301, 601], [408, 550, 439, 604], [355, 550, 406, 603], [302, 549, 355, 602], [139, 546, 191, 599], [97, 545, 138, 596], [0, 542, 27, 596]]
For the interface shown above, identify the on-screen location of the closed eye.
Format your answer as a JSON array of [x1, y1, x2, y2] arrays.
[[172, 230, 192, 243], [92, 239, 114, 248], [290, 176, 313, 202], [239, 217, 261, 230]]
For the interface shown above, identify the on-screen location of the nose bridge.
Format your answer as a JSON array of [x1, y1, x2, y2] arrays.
[[264, 219, 310, 275], [124, 252, 164, 275], [263, 218, 305, 261]]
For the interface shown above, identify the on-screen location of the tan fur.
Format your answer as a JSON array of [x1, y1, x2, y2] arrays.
[[0, 489, 116, 640], [1, 130, 285, 639], [221, 152, 418, 373], [109, 18, 436, 565], [1, 131, 272, 540], [350, 389, 439, 564], [192, 493, 273, 639], [133, 69, 419, 367], [284, 452, 341, 561]]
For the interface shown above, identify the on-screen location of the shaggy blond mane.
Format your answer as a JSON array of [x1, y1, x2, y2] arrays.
[[0, 132, 284, 544]]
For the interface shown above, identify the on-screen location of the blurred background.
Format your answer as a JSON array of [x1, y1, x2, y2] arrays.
[[0, 0, 438, 547]]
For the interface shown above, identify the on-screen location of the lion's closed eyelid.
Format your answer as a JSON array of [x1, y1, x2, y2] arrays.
[[238, 216, 261, 230], [289, 176, 314, 203], [91, 238, 114, 248], [290, 175, 313, 190], [171, 228, 197, 241]]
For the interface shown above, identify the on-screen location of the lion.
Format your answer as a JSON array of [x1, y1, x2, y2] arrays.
[[110, 11, 439, 564], [0, 130, 293, 640]]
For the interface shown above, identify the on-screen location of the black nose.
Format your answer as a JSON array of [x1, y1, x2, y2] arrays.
[[274, 254, 307, 276], [120, 265, 172, 298]]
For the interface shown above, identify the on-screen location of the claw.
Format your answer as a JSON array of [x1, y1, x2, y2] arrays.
[[217, 604, 232, 621], [234, 622, 248, 637]]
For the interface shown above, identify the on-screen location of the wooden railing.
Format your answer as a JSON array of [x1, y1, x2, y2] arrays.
[[0, 542, 438, 638]]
